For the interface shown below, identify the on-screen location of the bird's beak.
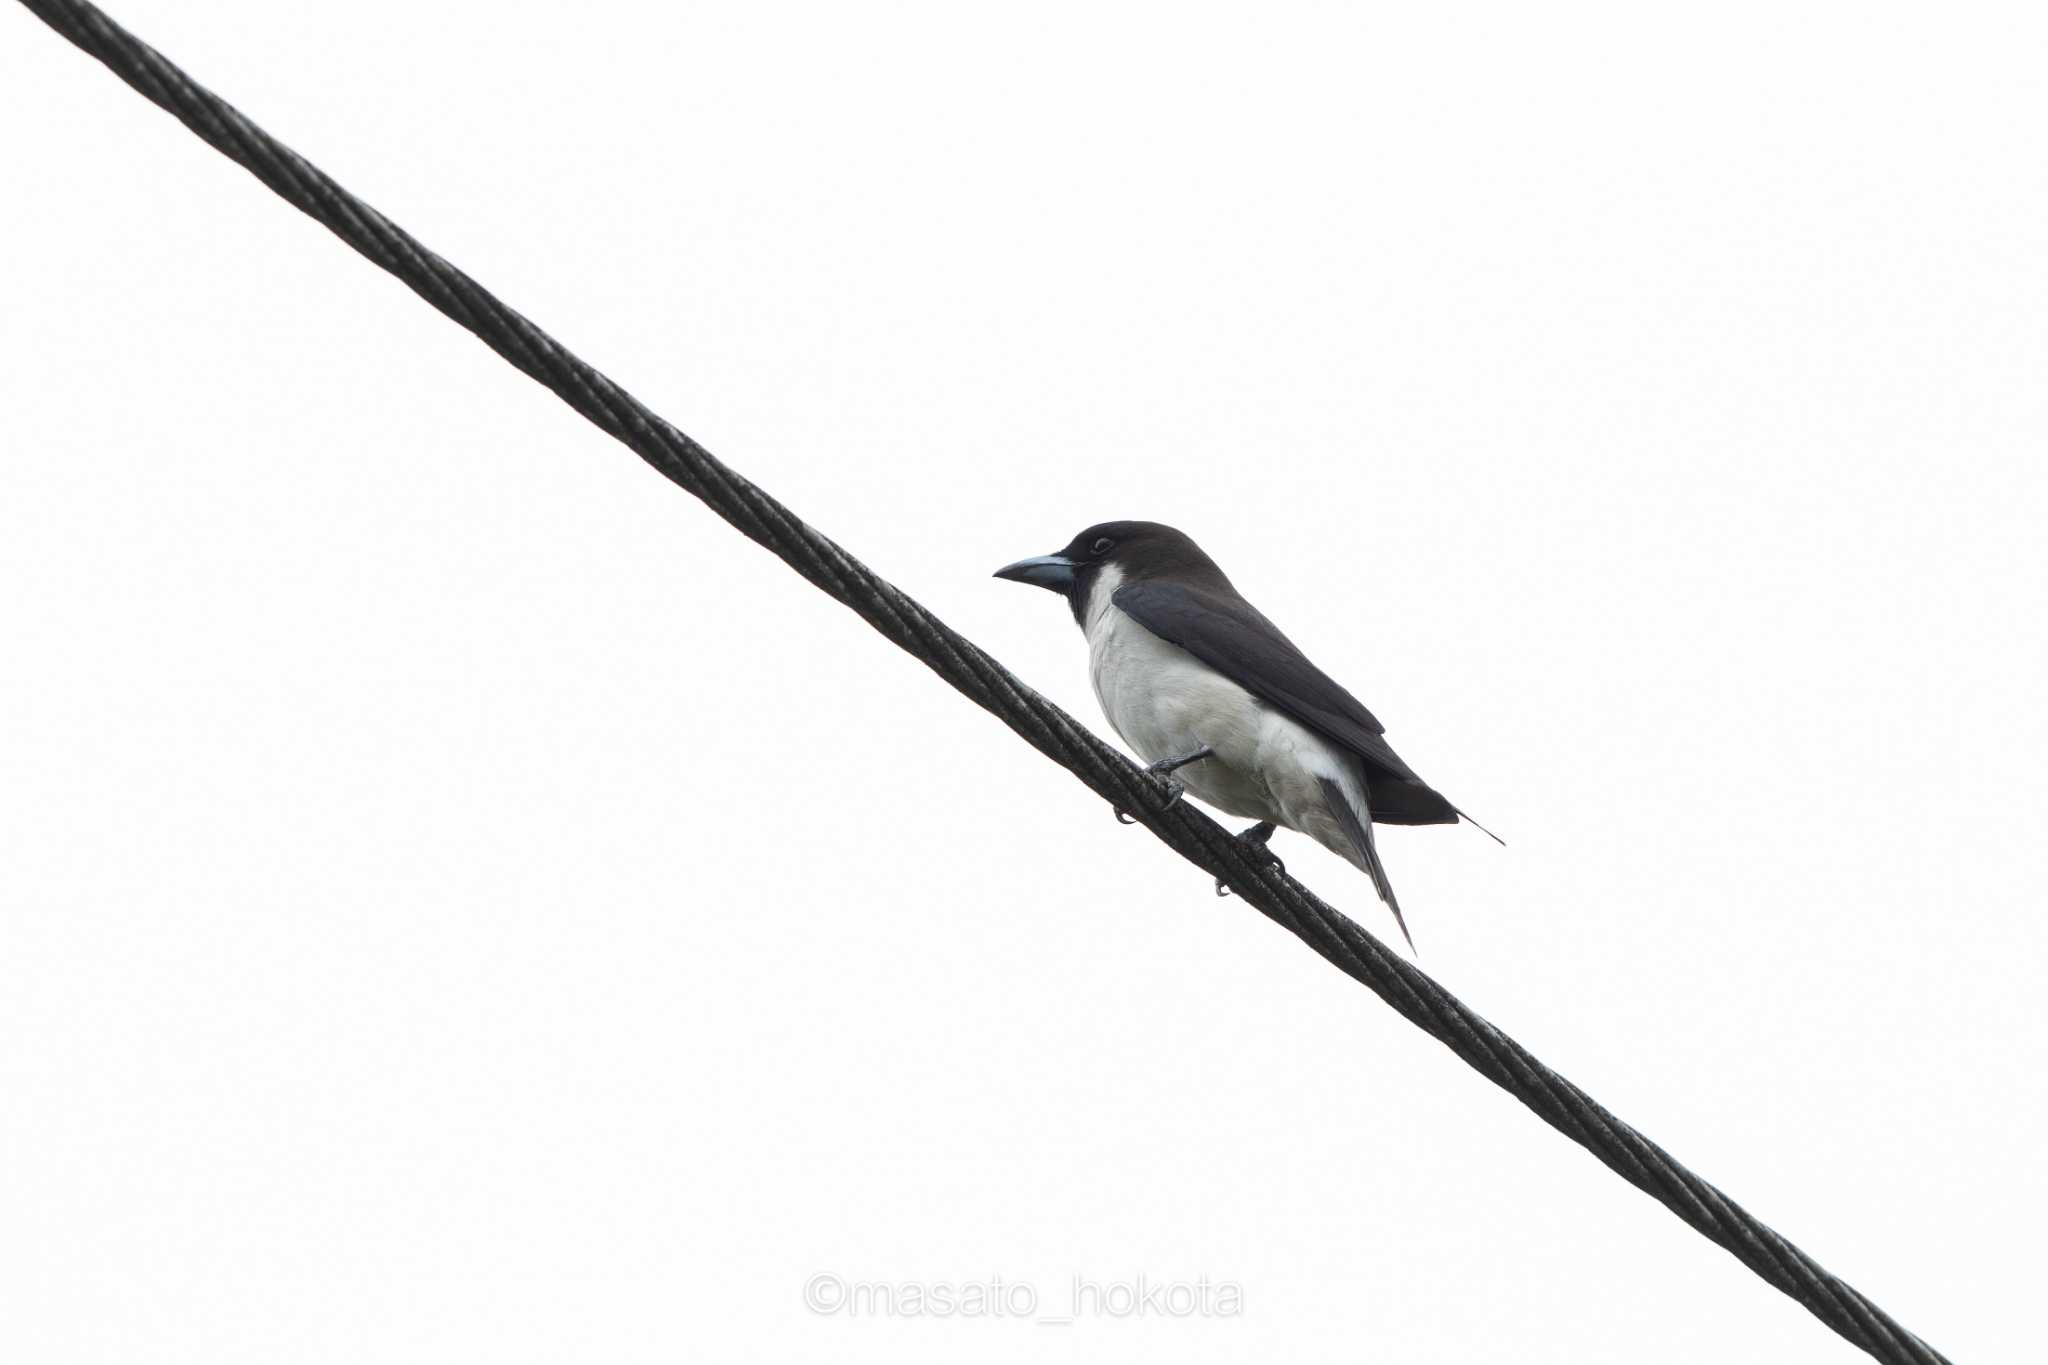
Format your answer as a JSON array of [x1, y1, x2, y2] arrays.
[[992, 552, 1078, 594]]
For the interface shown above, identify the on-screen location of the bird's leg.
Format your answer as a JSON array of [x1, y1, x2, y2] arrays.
[[1112, 744, 1215, 824], [1216, 821, 1284, 897]]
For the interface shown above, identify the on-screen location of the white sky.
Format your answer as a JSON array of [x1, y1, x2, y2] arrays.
[[5, 2, 2043, 1361]]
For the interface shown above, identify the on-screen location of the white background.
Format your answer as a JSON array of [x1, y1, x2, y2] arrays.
[[4, 2, 2043, 1361]]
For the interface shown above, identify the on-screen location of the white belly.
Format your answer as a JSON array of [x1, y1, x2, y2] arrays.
[[1080, 569, 1370, 845]]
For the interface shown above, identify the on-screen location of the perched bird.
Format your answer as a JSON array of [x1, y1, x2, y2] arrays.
[[995, 520, 1493, 950]]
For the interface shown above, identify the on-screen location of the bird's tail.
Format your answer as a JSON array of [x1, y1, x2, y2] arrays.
[[1316, 775, 1415, 954]]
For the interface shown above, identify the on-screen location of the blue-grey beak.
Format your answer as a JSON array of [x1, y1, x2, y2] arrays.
[[993, 553, 1078, 594]]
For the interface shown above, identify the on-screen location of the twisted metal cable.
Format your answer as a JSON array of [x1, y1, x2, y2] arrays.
[[17, 2, 1951, 1360]]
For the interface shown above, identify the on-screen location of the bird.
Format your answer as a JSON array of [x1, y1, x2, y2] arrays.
[[994, 520, 1494, 951]]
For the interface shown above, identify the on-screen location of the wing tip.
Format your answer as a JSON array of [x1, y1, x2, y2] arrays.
[[1455, 807, 1506, 846]]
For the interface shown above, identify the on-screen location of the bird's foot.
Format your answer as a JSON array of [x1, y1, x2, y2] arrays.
[[1216, 821, 1284, 897], [1112, 744, 1214, 824]]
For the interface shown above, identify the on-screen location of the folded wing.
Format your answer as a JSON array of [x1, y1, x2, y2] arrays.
[[1112, 579, 1461, 827]]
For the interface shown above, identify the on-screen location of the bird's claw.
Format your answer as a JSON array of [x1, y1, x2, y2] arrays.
[[1215, 822, 1283, 897], [1111, 745, 1210, 825], [1112, 774, 1185, 824]]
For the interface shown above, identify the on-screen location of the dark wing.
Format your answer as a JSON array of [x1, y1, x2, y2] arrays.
[[1112, 579, 1460, 827]]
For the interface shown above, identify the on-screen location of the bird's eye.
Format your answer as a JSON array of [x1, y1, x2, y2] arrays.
[[1091, 537, 1115, 556]]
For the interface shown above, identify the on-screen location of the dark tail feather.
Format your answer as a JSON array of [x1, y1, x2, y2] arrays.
[[1317, 776, 1416, 954]]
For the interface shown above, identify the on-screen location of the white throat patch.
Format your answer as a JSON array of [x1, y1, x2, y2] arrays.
[[1079, 563, 1124, 638]]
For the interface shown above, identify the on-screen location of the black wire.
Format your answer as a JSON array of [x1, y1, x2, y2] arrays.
[[16, 3, 1952, 1360]]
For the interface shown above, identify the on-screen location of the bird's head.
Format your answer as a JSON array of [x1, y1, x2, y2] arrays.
[[994, 520, 1222, 623]]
